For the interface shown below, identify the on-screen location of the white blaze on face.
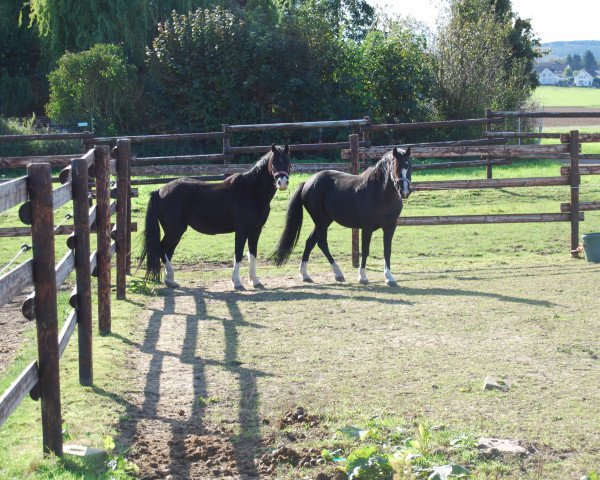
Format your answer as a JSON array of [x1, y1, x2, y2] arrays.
[[276, 175, 289, 190], [400, 168, 410, 198]]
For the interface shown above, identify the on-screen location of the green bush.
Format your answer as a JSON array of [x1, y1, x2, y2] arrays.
[[46, 44, 139, 135]]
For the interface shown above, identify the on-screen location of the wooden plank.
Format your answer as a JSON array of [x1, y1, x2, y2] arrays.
[[19, 182, 74, 225], [28, 163, 63, 456], [485, 131, 562, 139], [92, 131, 225, 143], [1, 221, 137, 238], [0, 176, 28, 214], [413, 159, 512, 170], [58, 310, 77, 358], [0, 132, 92, 143], [132, 153, 233, 165], [0, 361, 39, 427], [22, 250, 74, 321], [131, 175, 227, 185], [0, 259, 33, 310], [131, 164, 254, 176], [397, 212, 583, 226], [490, 111, 600, 118], [227, 141, 369, 155], [370, 117, 504, 132], [413, 176, 569, 191], [342, 144, 572, 160], [228, 118, 369, 132], [560, 201, 600, 212], [560, 133, 600, 143], [0, 155, 81, 168], [561, 165, 600, 176]]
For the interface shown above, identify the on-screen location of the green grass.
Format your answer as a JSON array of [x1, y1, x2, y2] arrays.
[[1, 159, 599, 478], [0, 279, 147, 479], [533, 86, 600, 107]]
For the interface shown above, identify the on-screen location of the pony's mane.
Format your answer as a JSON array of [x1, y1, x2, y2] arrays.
[[364, 152, 394, 182], [226, 153, 272, 185]]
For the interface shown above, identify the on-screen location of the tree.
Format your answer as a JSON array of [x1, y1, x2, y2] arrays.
[[46, 44, 139, 134], [27, 0, 206, 65], [584, 50, 597, 74], [0, 0, 44, 115], [432, 0, 539, 119], [571, 54, 582, 70], [358, 24, 433, 124]]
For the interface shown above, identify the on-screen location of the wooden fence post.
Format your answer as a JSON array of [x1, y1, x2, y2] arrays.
[[361, 116, 371, 144], [28, 163, 63, 456], [71, 158, 93, 385], [95, 145, 112, 333], [569, 130, 580, 257], [350, 134, 360, 269], [126, 146, 132, 274], [116, 139, 130, 299], [485, 109, 493, 179], [222, 124, 231, 164]]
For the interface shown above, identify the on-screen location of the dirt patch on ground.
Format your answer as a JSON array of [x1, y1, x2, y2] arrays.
[[119, 262, 600, 478]]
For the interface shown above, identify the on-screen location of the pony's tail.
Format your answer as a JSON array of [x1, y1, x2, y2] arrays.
[[270, 183, 305, 266], [139, 190, 162, 282]]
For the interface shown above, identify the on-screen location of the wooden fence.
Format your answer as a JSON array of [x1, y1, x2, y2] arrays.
[[342, 128, 600, 266], [0, 141, 131, 455]]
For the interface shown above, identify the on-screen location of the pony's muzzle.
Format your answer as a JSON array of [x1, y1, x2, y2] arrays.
[[276, 175, 289, 190]]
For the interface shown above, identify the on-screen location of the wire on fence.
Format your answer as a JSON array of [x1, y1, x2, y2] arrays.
[[0, 244, 31, 275]]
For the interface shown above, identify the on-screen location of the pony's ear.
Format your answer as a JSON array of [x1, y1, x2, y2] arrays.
[[393, 147, 400, 158], [404, 147, 411, 157], [271, 144, 277, 153], [284, 144, 289, 154]]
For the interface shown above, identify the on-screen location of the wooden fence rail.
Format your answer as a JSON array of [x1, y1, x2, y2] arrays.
[[0, 142, 130, 456]]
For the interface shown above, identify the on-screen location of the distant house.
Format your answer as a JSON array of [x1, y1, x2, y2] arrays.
[[537, 67, 561, 85], [574, 70, 594, 87]]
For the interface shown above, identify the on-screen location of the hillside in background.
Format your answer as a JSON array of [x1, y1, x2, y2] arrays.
[[541, 40, 600, 60]]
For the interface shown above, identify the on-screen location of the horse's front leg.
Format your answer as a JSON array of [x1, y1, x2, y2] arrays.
[[358, 229, 373, 285], [382, 225, 398, 287], [247, 227, 264, 289], [232, 229, 248, 290]]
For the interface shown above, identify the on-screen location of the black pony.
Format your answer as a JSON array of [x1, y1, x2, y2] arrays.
[[140, 145, 292, 289], [271, 147, 411, 286]]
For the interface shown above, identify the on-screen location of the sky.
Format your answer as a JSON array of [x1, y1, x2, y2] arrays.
[[368, 0, 600, 43]]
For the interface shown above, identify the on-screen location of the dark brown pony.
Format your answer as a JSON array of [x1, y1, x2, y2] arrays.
[[140, 145, 292, 289], [271, 147, 411, 286]]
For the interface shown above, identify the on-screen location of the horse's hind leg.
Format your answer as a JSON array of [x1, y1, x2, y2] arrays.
[[315, 223, 345, 282], [160, 228, 185, 288], [247, 227, 264, 289], [382, 225, 398, 287], [358, 229, 373, 285], [299, 228, 318, 282]]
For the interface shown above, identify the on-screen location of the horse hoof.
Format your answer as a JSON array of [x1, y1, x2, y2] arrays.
[[302, 277, 314, 283], [165, 280, 180, 289], [359, 279, 369, 285], [335, 275, 346, 283], [233, 284, 245, 291], [253, 282, 265, 289], [387, 281, 398, 288]]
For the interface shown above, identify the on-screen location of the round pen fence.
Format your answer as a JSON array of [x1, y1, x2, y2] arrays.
[[1, 111, 599, 456]]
